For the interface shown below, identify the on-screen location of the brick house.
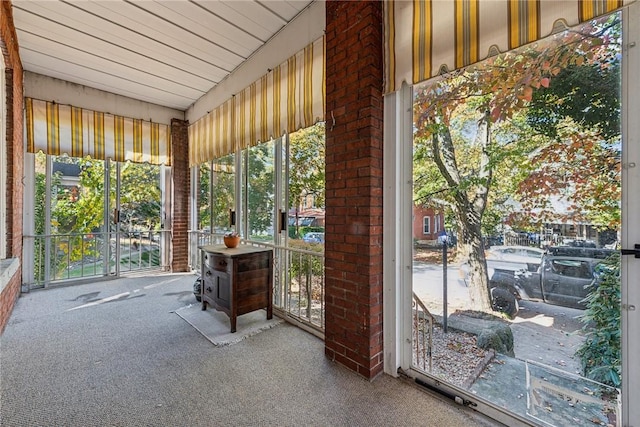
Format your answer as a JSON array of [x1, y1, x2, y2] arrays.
[[412, 206, 444, 245]]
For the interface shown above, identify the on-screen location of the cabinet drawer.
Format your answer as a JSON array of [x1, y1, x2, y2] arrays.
[[236, 253, 270, 272], [204, 253, 231, 272]]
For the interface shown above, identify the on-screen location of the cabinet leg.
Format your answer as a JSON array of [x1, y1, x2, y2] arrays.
[[267, 305, 273, 320], [230, 316, 236, 333], [201, 301, 207, 311]]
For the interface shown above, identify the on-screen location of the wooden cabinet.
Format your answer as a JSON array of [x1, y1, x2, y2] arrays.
[[199, 244, 273, 333]]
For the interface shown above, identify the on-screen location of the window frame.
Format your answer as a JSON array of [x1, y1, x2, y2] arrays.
[[422, 215, 430, 235]]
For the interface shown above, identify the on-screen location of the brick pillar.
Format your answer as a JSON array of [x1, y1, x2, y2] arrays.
[[324, 0, 384, 379], [170, 119, 189, 272], [0, 0, 24, 333], [1, 1, 24, 260]]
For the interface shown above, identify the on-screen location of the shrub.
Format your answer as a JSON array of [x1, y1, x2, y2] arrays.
[[288, 225, 324, 239], [576, 253, 621, 387]]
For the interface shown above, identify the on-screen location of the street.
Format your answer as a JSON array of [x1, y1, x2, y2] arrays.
[[412, 260, 585, 374]]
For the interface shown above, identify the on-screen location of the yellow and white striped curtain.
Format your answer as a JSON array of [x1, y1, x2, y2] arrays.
[[189, 36, 325, 167], [25, 98, 171, 165], [384, 0, 631, 93]]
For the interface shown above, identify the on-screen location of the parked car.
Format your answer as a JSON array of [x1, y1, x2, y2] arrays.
[[303, 232, 325, 243], [486, 246, 544, 293], [486, 245, 544, 270], [564, 239, 597, 248], [489, 246, 615, 317]]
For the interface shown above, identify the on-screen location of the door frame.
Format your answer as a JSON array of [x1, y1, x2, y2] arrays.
[[621, 3, 640, 423], [383, 5, 639, 425]]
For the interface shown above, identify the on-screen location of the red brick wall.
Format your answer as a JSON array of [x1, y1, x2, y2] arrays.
[[0, 0, 24, 333], [413, 207, 444, 240], [324, 0, 384, 379], [170, 119, 189, 272]]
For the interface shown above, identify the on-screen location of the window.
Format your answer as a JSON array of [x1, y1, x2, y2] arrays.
[[434, 214, 441, 233], [245, 140, 275, 242], [193, 123, 326, 247], [30, 152, 166, 285], [422, 216, 430, 235], [197, 163, 211, 231], [550, 259, 593, 279]]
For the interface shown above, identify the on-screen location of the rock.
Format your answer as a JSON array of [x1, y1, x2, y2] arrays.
[[443, 311, 515, 357], [477, 323, 515, 357]]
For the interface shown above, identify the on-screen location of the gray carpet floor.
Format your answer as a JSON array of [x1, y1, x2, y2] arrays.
[[1, 272, 499, 427]]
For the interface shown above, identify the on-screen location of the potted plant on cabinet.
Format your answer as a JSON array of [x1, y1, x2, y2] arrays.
[[223, 231, 240, 248]]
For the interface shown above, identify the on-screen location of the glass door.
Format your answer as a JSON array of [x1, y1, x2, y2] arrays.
[[243, 140, 276, 243], [410, 13, 625, 426], [211, 154, 237, 235], [99, 159, 165, 276], [112, 161, 163, 274]]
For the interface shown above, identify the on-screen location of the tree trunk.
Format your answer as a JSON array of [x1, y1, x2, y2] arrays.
[[431, 113, 493, 313], [456, 208, 492, 312]]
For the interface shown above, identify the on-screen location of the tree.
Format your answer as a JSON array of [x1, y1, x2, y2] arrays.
[[289, 123, 326, 236], [34, 167, 60, 282], [42, 157, 162, 272], [247, 144, 275, 237], [516, 118, 620, 231], [527, 63, 621, 141], [414, 17, 617, 312], [517, 19, 621, 232], [198, 163, 211, 230], [210, 154, 235, 232], [119, 161, 161, 230]]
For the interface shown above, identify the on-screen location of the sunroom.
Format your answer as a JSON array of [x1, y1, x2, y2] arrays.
[[1, 1, 640, 426]]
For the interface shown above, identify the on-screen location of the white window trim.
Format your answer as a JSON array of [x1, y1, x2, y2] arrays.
[[622, 4, 640, 423], [382, 83, 413, 376]]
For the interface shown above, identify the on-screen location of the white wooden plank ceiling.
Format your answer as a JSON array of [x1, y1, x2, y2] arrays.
[[11, 0, 314, 110]]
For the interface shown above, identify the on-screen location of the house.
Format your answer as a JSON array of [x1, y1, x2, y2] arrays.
[[412, 206, 444, 245]]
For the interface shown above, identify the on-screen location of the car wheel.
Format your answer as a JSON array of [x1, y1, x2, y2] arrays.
[[491, 287, 519, 319]]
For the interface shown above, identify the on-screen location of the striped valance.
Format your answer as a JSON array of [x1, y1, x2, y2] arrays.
[[25, 98, 171, 165], [189, 36, 325, 167], [384, 0, 633, 93]]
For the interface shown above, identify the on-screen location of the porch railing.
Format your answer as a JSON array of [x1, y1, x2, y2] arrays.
[[189, 231, 325, 335], [26, 229, 169, 288], [412, 292, 435, 372]]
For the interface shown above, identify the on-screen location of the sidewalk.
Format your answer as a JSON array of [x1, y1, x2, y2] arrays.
[[470, 354, 619, 426]]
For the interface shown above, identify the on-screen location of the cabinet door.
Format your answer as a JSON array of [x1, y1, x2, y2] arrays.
[[214, 270, 231, 309], [202, 274, 215, 301]]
